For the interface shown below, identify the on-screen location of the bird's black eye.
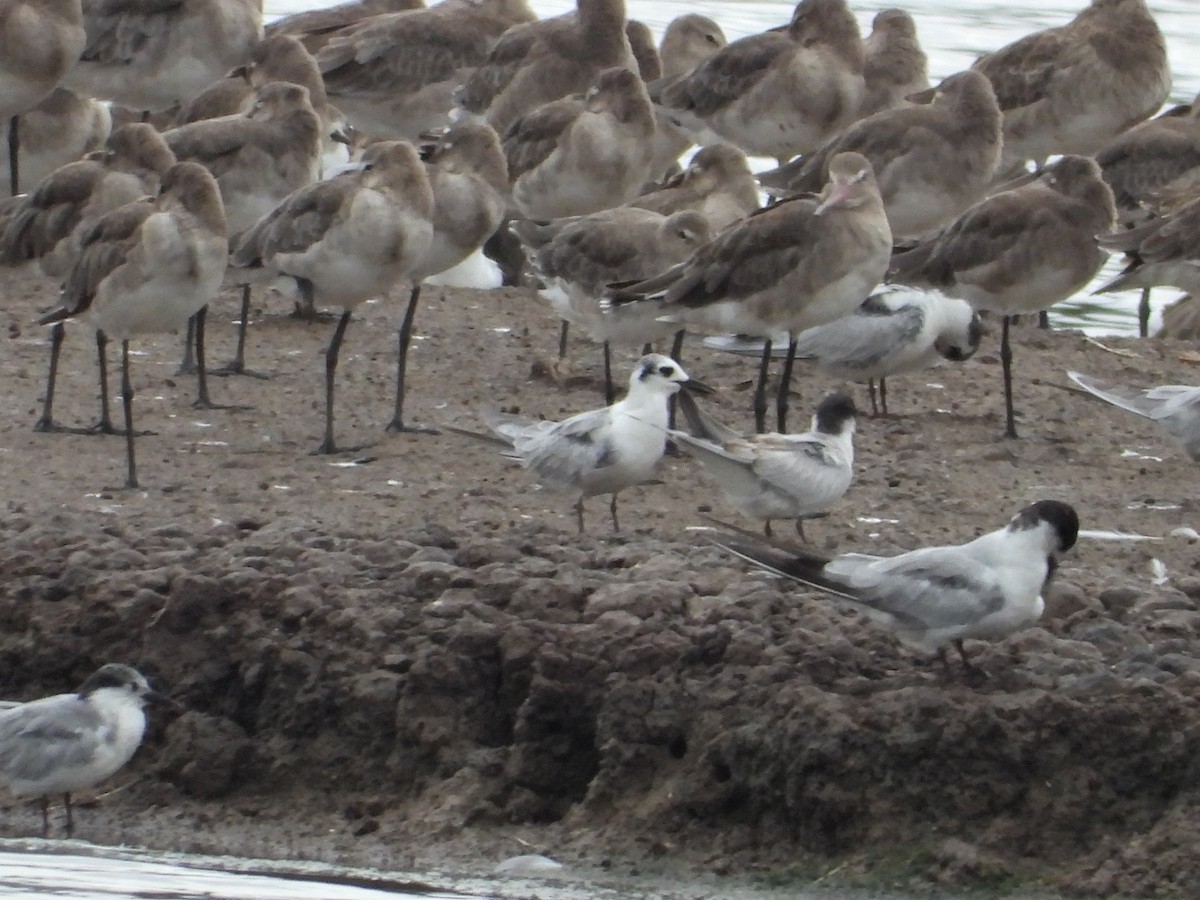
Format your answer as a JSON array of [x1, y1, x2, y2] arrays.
[[658, 365, 675, 377], [705, 33, 719, 44]]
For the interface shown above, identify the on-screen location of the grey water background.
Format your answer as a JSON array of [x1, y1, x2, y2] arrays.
[[2, 1, 1195, 896]]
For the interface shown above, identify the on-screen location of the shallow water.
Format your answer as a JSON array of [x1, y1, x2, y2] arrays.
[[266, 0, 1200, 336]]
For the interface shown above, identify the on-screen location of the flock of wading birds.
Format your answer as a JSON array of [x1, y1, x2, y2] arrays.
[[4, 0, 1200, 839]]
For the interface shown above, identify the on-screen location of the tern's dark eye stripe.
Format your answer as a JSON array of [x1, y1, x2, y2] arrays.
[[658, 365, 675, 376]]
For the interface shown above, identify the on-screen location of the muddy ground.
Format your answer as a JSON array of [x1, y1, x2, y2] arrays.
[[0, 261, 1198, 898]]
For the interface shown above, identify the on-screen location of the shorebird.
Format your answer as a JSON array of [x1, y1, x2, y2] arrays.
[[454, 0, 637, 137], [644, 14, 727, 184], [1, 123, 176, 435], [627, 143, 760, 232], [704, 286, 983, 416], [1067, 372, 1200, 462], [673, 391, 857, 539], [1093, 91, 1200, 335], [35, 162, 229, 488], [859, 8, 928, 118], [514, 206, 711, 401], [970, 0, 1170, 176], [231, 141, 434, 454], [758, 70, 1003, 241], [175, 33, 351, 176], [165, 81, 324, 384], [655, 0, 865, 163], [0, 664, 171, 837], [450, 354, 710, 532], [505, 67, 656, 221], [264, 0, 425, 55], [888, 155, 1116, 439], [64, 0, 263, 114], [388, 123, 509, 434], [317, 0, 535, 141], [0, 0, 85, 194], [708, 499, 1080, 678], [0, 88, 109, 195], [610, 152, 892, 434]]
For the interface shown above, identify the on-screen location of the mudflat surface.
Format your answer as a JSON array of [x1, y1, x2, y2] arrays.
[[1, 264, 1198, 898]]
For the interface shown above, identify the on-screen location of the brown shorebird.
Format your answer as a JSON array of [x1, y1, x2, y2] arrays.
[[889, 155, 1117, 439], [175, 33, 350, 176], [165, 81, 323, 386], [64, 0, 262, 114], [758, 70, 1003, 241], [318, 0, 535, 141], [611, 152, 892, 433], [627, 143, 761, 232], [264, 0, 425, 55], [505, 67, 656, 221], [35, 163, 229, 488], [644, 14, 727, 183], [0, 0, 85, 194], [0, 89, 109, 194], [388, 123, 509, 434], [551, 141, 757, 370], [1094, 90, 1200, 335], [515, 206, 711, 401], [454, 0, 636, 137], [1095, 193, 1200, 305], [0, 123, 176, 434], [970, 0, 1170, 176], [231, 142, 434, 454], [860, 8, 929, 118], [655, 0, 865, 163]]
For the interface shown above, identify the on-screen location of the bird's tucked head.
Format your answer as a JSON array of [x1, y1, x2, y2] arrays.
[[813, 392, 857, 435]]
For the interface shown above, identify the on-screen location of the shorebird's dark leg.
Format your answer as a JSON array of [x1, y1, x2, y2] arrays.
[[866, 379, 879, 417], [753, 339, 773, 434], [211, 284, 269, 378], [192, 306, 245, 410], [666, 328, 687, 434], [8, 115, 20, 196], [316, 309, 353, 454], [63, 793, 74, 837], [387, 283, 437, 434], [39, 796, 51, 837], [776, 337, 799, 433], [558, 320, 570, 359], [575, 497, 586, 534], [879, 377, 889, 416], [1138, 287, 1151, 338], [609, 494, 619, 532], [33, 322, 66, 432], [1001, 315, 1018, 439], [120, 339, 139, 489], [177, 314, 197, 375], [1037, 310, 1050, 329], [90, 330, 118, 434], [602, 341, 615, 405]]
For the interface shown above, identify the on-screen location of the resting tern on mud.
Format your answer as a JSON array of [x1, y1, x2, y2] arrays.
[[0, 664, 173, 836], [703, 286, 982, 415], [450, 354, 711, 532], [707, 499, 1079, 677], [1067, 372, 1200, 462], [672, 391, 857, 539]]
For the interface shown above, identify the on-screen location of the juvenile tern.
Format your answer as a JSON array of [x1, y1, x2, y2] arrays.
[[673, 391, 856, 539], [708, 499, 1080, 676], [0, 664, 172, 837], [1067, 371, 1200, 462], [703, 286, 982, 415], [451, 354, 710, 532]]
